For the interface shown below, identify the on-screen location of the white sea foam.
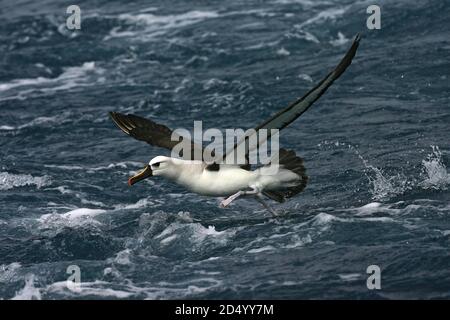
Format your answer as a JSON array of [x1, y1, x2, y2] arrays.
[[298, 73, 313, 82], [2, 114, 69, 130], [44, 161, 143, 172], [0, 172, 51, 191], [111, 249, 132, 265], [58, 208, 106, 219], [312, 212, 337, 226], [105, 10, 219, 40], [248, 245, 276, 253], [0, 62, 98, 92], [277, 47, 291, 56], [46, 280, 134, 298], [0, 125, 15, 130], [273, 0, 330, 5], [11, 274, 41, 300], [189, 224, 232, 245], [0, 262, 21, 283], [296, 7, 348, 28], [153, 222, 236, 250], [330, 32, 350, 46], [38, 208, 105, 231], [47, 186, 107, 208], [115, 197, 156, 210], [286, 29, 320, 43], [160, 234, 178, 245], [284, 234, 313, 248], [0, 62, 104, 101], [44, 164, 85, 170], [45, 276, 223, 299], [360, 216, 395, 223], [338, 273, 361, 281], [352, 202, 401, 216]]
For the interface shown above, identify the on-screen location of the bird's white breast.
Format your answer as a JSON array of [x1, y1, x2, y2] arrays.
[[176, 165, 256, 196]]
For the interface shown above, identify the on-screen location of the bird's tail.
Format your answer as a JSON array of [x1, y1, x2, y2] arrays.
[[263, 148, 308, 202]]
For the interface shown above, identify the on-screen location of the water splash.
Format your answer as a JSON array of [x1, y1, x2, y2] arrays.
[[420, 145, 450, 190], [11, 274, 41, 300], [318, 142, 448, 201], [362, 165, 411, 201]]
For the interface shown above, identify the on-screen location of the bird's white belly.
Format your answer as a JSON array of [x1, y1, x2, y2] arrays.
[[177, 167, 256, 196]]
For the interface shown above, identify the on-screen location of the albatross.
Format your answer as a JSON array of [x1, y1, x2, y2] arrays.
[[110, 34, 361, 214]]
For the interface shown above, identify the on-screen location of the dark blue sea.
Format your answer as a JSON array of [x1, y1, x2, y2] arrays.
[[0, 0, 449, 299]]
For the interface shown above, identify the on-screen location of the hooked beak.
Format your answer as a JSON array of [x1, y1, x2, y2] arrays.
[[128, 165, 153, 186]]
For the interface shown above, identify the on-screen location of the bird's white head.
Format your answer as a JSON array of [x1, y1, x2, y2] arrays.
[[128, 156, 180, 186], [149, 156, 175, 177]]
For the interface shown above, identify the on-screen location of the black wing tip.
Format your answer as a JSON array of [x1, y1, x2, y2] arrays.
[[109, 111, 132, 135], [351, 33, 362, 53], [109, 111, 121, 122]]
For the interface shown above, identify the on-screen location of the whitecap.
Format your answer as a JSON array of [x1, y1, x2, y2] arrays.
[[338, 273, 361, 281], [330, 32, 350, 46], [160, 234, 178, 245], [0, 262, 21, 283], [0, 172, 51, 191], [296, 6, 348, 28], [312, 212, 337, 225], [285, 29, 320, 43], [115, 197, 156, 210], [37, 208, 105, 230], [0, 125, 15, 130], [59, 208, 106, 219], [248, 245, 276, 253], [46, 280, 134, 299], [353, 202, 397, 216], [105, 10, 219, 41], [298, 73, 313, 82], [111, 249, 132, 265], [0, 62, 104, 100], [284, 234, 312, 248], [276, 47, 290, 56], [11, 274, 41, 300]]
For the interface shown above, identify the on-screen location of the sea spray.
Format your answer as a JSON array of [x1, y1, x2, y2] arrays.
[[318, 142, 448, 200]]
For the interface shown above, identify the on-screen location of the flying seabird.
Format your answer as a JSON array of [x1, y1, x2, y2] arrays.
[[110, 34, 361, 214]]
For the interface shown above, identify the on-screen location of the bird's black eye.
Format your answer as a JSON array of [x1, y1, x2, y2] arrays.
[[153, 162, 160, 167]]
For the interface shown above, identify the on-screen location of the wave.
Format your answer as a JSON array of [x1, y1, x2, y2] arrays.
[[104, 10, 219, 41], [0, 114, 69, 131], [0, 172, 51, 191], [36, 208, 106, 234], [47, 208, 106, 220], [11, 274, 41, 300], [41, 276, 223, 299], [44, 161, 144, 172], [0, 62, 104, 101], [272, 0, 331, 5], [115, 197, 158, 210], [295, 6, 349, 29], [329, 31, 350, 46], [0, 262, 21, 283]]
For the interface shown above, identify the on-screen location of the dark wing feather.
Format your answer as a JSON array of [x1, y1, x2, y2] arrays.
[[221, 33, 361, 165], [109, 112, 205, 160]]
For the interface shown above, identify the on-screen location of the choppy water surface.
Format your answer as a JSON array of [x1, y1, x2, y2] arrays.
[[0, 0, 449, 299]]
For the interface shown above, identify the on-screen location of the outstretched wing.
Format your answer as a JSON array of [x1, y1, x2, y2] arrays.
[[220, 33, 361, 165], [109, 112, 205, 160]]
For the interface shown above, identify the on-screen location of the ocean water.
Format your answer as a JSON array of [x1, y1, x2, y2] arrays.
[[0, 0, 449, 299]]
